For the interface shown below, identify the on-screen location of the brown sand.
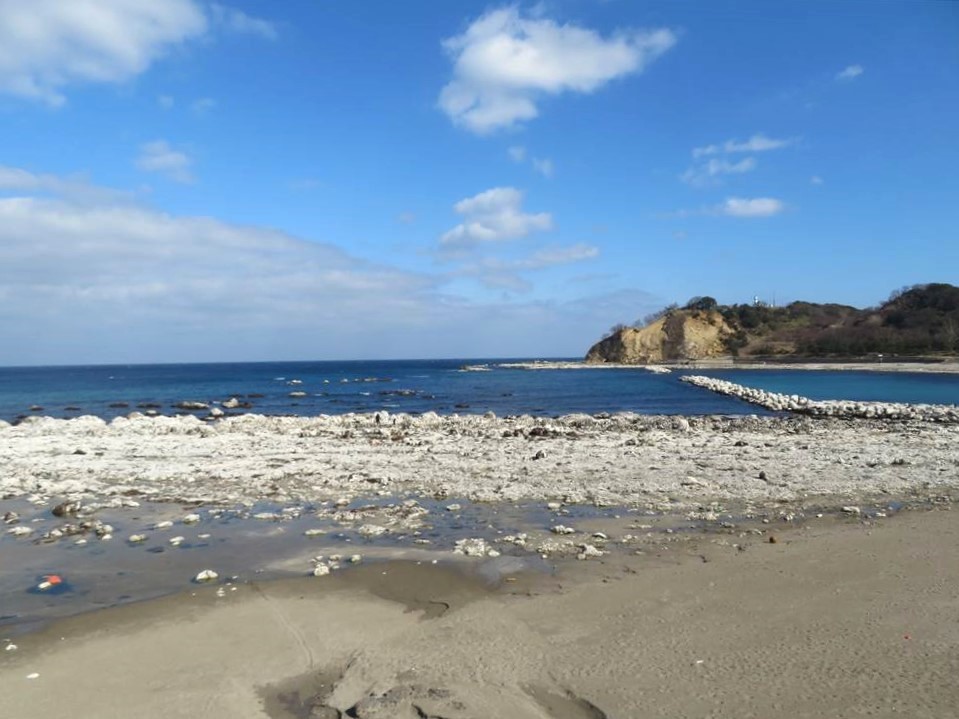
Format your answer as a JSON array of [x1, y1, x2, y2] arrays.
[[2, 508, 957, 718]]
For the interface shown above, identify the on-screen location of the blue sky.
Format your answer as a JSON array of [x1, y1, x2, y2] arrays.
[[0, 0, 957, 364]]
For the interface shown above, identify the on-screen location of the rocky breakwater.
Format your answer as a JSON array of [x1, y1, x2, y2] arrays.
[[681, 375, 959, 422]]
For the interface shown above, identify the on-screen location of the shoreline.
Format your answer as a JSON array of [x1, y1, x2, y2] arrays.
[[498, 358, 959, 373], [3, 412, 959, 507], [3, 405, 958, 717], [2, 503, 956, 718]]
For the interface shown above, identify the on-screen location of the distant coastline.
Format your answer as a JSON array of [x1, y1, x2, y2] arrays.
[[498, 358, 959, 374]]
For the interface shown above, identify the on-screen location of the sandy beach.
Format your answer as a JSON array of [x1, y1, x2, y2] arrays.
[[1, 409, 958, 717], [1, 505, 956, 718]]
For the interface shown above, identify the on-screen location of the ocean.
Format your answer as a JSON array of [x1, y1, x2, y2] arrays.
[[1, 359, 958, 422]]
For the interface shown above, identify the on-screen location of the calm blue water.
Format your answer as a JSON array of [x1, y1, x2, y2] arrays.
[[0, 360, 957, 422]]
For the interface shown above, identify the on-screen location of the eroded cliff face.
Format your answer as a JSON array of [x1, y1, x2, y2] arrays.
[[585, 310, 735, 364]]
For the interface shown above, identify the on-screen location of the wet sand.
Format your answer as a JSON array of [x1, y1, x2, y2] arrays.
[[1, 506, 956, 718], [2, 409, 958, 717]]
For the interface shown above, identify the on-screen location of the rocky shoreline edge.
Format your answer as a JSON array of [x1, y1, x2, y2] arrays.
[[680, 375, 959, 422], [2, 408, 957, 508]]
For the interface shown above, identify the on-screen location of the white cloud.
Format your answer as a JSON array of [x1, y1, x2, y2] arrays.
[[191, 97, 216, 115], [0, 0, 207, 105], [0, 166, 630, 363], [0, 165, 134, 205], [693, 133, 797, 158], [720, 197, 785, 218], [810, 175, 823, 185], [491, 243, 598, 270], [158, 95, 175, 109], [531, 157, 555, 178], [440, 187, 552, 247], [457, 243, 599, 291], [0, 172, 440, 360], [209, 3, 278, 40], [836, 64, 864, 81], [508, 146, 527, 163], [136, 140, 194, 183], [438, 7, 676, 133], [508, 146, 554, 178], [681, 156, 756, 187]]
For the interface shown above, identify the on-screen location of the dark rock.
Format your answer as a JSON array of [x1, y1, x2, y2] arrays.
[[52, 501, 81, 517]]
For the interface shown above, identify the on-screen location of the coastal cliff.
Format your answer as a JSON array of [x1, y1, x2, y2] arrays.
[[586, 282, 959, 364], [585, 310, 734, 363]]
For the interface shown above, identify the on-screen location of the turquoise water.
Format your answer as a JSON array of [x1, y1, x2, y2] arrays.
[[0, 360, 957, 421]]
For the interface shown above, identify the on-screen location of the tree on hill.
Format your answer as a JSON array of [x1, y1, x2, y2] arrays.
[[683, 296, 718, 312]]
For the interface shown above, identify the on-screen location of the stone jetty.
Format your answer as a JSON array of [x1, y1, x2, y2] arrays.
[[681, 375, 959, 422]]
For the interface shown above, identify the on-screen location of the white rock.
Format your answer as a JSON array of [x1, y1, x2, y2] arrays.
[[358, 524, 387, 537], [312, 565, 331, 577], [7, 526, 31, 537], [445, 503, 462, 512], [128, 534, 147, 543], [453, 537, 490, 557], [842, 506, 861, 515], [154, 521, 173, 530], [350, 554, 362, 563], [169, 536, 185, 546], [551, 525, 576, 535], [577, 543, 605, 560], [182, 513, 201, 524], [546, 502, 562, 511], [304, 528, 326, 537], [195, 569, 218, 583]]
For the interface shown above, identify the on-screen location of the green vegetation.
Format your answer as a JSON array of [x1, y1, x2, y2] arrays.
[[607, 283, 959, 358]]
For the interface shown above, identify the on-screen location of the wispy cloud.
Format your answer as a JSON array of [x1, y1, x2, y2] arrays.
[[531, 157, 555, 178], [681, 157, 756, 187], [810, 175, 824, 185], [209, 3, 278, 40], [440, 187, 552, 247], [0, 165, 626, 363], [191, 97, 216, 115], [508, 146, 555, 178], [0, 0, 207, 106], [158, 95, 175, 110], [508, 146, 527, 163], [665, 196, 787, 219], [836, 64, 864, 81], [720, 197, 785, 218], [0, 165, 135, 205], [457, 244, 600, 291], [693, 133, 798, 158], [136, 140, 194, 183], [438, 6, 676, 133]]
